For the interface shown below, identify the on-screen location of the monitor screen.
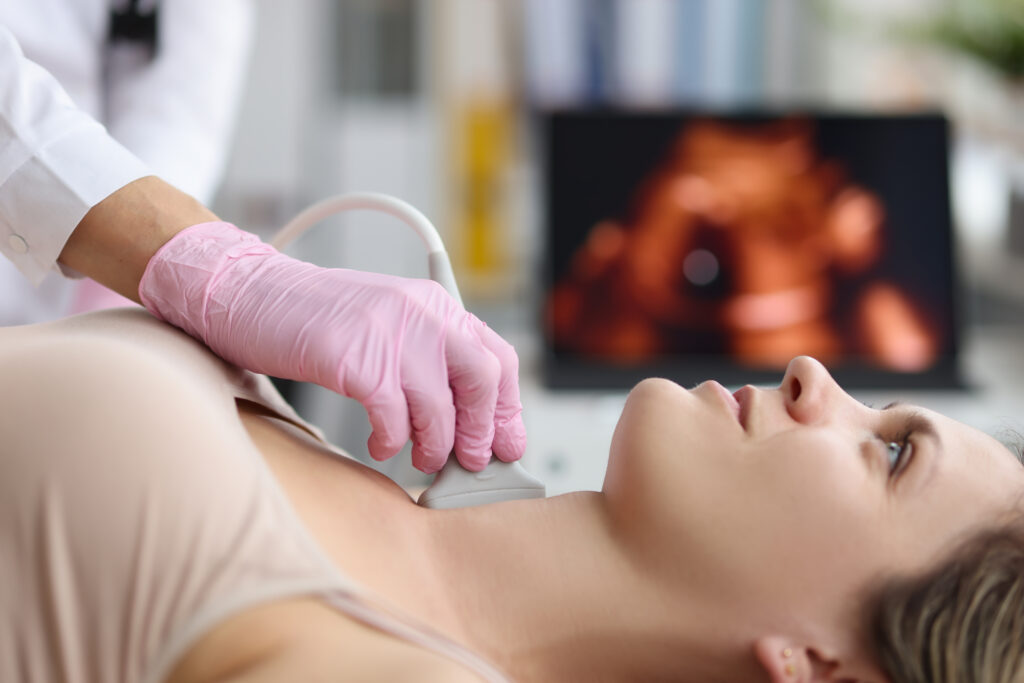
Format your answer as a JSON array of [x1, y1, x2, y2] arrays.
[[542, 110, 962, 390]]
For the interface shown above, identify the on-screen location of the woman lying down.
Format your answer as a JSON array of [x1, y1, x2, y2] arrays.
[[2, 309, 1023, 683]]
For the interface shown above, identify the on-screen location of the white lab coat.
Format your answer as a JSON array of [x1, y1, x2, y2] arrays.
[[0, 0, 253, 323]]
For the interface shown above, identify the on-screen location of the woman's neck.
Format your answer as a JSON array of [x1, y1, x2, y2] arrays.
[[251, 414, 762, 682], [418, 492, 761, 683]]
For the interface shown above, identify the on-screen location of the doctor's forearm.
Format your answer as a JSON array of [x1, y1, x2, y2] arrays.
[[58, 176, 217, 303]]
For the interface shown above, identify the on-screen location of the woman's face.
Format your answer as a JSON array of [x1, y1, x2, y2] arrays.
[[603, 356, 1024, 663]]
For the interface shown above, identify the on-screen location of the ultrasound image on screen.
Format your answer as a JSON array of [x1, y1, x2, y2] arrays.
[[543, 112, 960, 390]]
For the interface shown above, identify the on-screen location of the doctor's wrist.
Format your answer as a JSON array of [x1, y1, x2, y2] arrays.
[[60, 176, 218, 303]]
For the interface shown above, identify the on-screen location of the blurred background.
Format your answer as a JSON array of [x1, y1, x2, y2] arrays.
[[210, 0, 1024, 494]]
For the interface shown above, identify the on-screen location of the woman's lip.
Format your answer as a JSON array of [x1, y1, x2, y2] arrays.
[[707, 381, 742, 428], [732, 386, 754, 430]]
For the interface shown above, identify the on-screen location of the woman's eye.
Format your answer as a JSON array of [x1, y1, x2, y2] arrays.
[[886, 439, 910, 474]]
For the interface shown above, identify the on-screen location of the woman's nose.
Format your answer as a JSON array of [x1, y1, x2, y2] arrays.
[[781, 356, 843, 424]]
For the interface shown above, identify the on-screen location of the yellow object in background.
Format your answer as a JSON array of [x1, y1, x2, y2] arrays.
[[437, 0, 523, 302], [450, 99, 515, 298]]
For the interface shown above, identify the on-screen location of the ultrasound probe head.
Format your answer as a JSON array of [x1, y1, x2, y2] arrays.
[[417, 458, 546, 509]]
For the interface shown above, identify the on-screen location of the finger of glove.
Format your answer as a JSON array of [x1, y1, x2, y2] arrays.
[[477, 323, 527, 463], [446, 315, 501, 471], [365, 397, 412, 462], [406, 378, 457, 474]]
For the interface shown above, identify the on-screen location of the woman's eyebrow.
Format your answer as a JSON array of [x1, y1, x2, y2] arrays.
[[881, 401, 939, 445], [905, 411, 939, 444], [911, 418, 941, 493]]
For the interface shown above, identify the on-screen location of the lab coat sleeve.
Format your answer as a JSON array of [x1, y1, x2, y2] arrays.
[[104, 0, 254, 204], [0, 25, 151, 286]]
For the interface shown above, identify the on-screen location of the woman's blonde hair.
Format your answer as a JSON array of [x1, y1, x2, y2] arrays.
[[868, 522, 1024, 683]]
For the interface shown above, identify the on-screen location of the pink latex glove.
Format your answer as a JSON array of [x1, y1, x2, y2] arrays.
[[138, 221, 526, 473]]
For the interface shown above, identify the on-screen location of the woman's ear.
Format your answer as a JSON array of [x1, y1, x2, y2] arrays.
[[754, 635, 808, 683], [753, 636, 855, 683]]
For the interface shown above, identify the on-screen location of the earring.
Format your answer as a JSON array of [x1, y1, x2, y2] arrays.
[[784, 663, 796, 676], [782, 649, 795, 676]]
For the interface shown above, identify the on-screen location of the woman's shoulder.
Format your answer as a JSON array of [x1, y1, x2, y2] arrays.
[[166, 597, 487, 683], [36, 308, 214, 359], [1, 308, 223, 383]]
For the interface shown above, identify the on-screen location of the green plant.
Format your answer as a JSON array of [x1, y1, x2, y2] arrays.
[[908, 0, 1024, 80], [812, 0, 1024, 80]]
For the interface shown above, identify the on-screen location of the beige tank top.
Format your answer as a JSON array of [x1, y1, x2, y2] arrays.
[[0, 309, 508, 683]]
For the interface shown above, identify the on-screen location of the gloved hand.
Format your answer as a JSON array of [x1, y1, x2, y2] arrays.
[[138, 221, 526, 473]]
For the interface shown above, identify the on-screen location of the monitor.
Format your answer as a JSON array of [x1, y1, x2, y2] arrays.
[[541, 110, 963, 390]]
